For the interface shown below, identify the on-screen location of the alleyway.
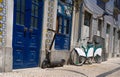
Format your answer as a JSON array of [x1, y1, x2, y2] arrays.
[[0, 58, 120, 77]]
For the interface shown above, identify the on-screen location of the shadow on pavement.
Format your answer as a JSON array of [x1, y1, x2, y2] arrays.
[[97, 67, 120, 77]]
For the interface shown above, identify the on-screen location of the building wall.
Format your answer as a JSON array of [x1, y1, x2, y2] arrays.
[[0, 0, 13, 72], [41, 0, 86, 64], [71, 2, 83, 48], [0, 0, 74, 72], [60, 0, 120, 63], [117, 15, 120, 56], [73, 0, 120, 58], [40, 0, 70, 65]]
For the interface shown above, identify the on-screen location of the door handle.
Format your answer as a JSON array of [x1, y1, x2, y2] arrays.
[[29, 29, 33, 38], [24, 27, 28, 37]]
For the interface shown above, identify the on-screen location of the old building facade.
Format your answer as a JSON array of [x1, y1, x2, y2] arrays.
[[0, 0, 120, 72], [71, 0, 120, 59]]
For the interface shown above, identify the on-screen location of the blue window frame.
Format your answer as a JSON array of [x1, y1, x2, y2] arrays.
[[55, 0, 72, 50], [97, 0, 105, 10]]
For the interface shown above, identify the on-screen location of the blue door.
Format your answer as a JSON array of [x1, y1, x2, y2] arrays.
[[13, 0, 43, 69], [55, 0, 72, 50]]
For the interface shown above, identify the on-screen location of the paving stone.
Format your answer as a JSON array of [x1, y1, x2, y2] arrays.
[[0, 58, 120, 77]]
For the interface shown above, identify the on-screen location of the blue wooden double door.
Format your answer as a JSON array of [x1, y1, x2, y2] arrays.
[[13, 0, 43, 69]]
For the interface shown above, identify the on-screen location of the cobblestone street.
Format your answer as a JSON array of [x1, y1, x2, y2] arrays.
[[0, 58, 120, 77]]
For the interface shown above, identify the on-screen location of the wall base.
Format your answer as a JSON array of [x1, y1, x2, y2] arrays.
[[0, 47, 12, 72]]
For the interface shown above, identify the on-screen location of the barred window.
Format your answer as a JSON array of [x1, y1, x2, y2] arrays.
[[84, 11, 92, 26]]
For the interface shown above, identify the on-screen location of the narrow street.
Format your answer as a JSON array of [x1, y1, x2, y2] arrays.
[[0, 58, 120, 77]]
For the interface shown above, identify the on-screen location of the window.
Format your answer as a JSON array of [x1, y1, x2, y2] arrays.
[[84, 11, 92, 26], [97, 0, 105, 10], [106, 23, 110, 34], [98, 19, 102, 31], [118, 31, 120, 39], [57, 17, 62, 33], [57, 17, 70, 34], [64, 19, 69, 34], [16, 12, 20, 24], [16, 0, 25, 25], [30, 1, 39, 28], [113, 28, 116, 36]]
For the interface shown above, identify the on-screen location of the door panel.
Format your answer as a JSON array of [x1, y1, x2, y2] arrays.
[[13, 0, 43, 69], [55, 16, 71, 50]]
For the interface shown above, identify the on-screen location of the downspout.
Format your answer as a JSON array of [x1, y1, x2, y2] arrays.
[[77, 2, 83, 42]]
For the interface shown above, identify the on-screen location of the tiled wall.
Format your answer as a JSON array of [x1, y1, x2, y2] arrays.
[[45, 0, 55, 49], [0, 0, 6, 47]]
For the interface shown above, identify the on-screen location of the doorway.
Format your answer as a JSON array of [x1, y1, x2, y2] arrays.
[[13, 0, 44, 69]]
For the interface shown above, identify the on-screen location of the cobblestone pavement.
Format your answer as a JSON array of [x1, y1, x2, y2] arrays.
[[0, 58, 120, 77]]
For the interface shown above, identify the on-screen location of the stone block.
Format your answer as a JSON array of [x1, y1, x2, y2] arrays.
[[4, 47, 12, 72]]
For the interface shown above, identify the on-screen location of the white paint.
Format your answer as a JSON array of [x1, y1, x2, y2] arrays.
[[94, 48, 102, 57], [97, 31, 100, 36], [87, 47, 94, 57], [41, 0, 48, 50], [75, 48, 86, 56], [6, 0, 13, 48]]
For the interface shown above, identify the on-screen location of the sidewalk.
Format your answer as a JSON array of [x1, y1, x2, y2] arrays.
[[0, 58, 120, 77]]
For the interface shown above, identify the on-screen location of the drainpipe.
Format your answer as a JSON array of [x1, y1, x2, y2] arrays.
[[77, 2, 83, 42]]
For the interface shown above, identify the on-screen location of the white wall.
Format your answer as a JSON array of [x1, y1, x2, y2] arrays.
[[6, 0, 13, 48], [0, 0, 13, 72]]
